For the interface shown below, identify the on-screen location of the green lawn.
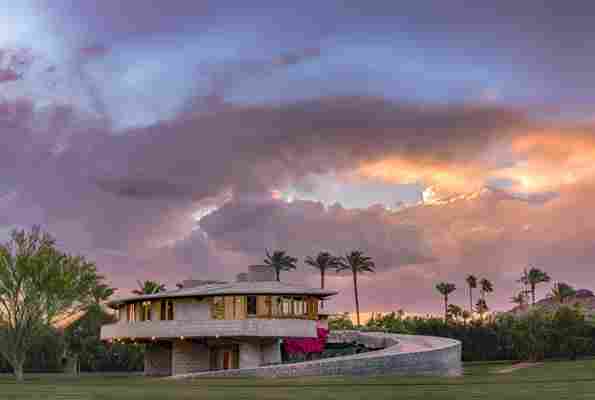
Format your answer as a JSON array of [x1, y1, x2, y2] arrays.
[[1, 360, 594, 400]]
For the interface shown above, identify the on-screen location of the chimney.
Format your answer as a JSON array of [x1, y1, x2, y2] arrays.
[[248, 265, 275, 282]]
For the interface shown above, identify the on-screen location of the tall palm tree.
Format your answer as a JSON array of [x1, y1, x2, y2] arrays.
[[479, 278, 493, 300], [435, 282, 456, 321], [261, 250, 298, 281], [520, 267, 551, 305], [305, 252, 340, 309], [550, 282, 576, 304], [132, 280, 166, 295], [338, 251, 375, 327], [475, 298, 489, 319], [465, 275, 478, 313]]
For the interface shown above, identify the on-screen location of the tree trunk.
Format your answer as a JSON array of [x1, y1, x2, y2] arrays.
[[469, 287, 473, 313], [444, 295, 448, 321], [13, 359, 24, 382], [320, 269, 325, 309], [531, 284, 536, 305], [353, 271, 360, 327], [276, 269, 280, 282]]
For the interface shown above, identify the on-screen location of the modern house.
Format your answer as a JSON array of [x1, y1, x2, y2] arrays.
[[100, 266, 337, 376]]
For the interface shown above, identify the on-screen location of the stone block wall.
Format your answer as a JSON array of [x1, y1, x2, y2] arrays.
[[170, 332, 462, 379], [172, 339, 210, 375]]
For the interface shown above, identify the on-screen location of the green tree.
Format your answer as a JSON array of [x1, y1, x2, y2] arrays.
[[511, 291, 528, 309], [520, 267, 551, 305], [447, 304, 464, 321], [260, 250, 298, 282], [338, 251, 375, 327], [550, 282, 576, 304], [132, 280, 166, 295], [476, 298, 489, 319], [465, 275, 478, 314], [305, 252, 340, 309], [479, 278, 493, 300], [436, 282, 456, 321], [0, 227, 111, 381]]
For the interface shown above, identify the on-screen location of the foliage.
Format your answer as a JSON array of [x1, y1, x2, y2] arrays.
[[259, 250, 298, 281], [327, 313, 355, 330], [0, 227, 112, 381], [435, 282, 456, 320], [465, 275, 478, 312], [520, 268, 551, 305], [549, 282, 576, 304], [337, 251, 375, 326], [132, 280, 166, 295], [305, 252, 340, 288], [360, 305, 595, 362]]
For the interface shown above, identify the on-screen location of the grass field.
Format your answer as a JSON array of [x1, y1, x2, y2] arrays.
[[1, 360, 594, 400]]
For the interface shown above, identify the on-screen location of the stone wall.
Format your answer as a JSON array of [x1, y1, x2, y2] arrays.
[[144, 342, 172, 376], [239, 341, 261, 368], [172, 339, 210, 375], [170, 332, 462, 379], [261, 339, 282, 365]]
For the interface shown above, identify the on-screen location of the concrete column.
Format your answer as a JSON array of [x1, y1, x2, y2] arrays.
[[172, 339, 210, 375], [261, 339, 282, 365], [239, 341, 261, 369]]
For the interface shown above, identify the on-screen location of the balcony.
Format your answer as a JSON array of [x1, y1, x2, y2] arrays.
[[101, 318, 318, 341]]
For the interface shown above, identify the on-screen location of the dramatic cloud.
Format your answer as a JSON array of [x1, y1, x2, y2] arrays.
[[2, 1, 595, 313]]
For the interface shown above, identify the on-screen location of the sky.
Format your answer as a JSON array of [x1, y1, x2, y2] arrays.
[[2, 1, 595, 314]]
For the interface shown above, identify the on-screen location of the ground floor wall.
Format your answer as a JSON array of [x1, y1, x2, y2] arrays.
[[143, 338, 282, 376]]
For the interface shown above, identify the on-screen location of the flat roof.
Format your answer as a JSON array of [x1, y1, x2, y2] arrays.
[[107, 281, 338, 308]]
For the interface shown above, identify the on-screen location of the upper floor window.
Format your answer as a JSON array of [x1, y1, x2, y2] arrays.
[[127, 303, 136, 322], [160, 300, 174, 320], [247, 295, 257, 316], [140, 301, 152, 321]]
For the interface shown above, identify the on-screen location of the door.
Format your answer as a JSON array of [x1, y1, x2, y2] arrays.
[[223, 351, 231, 370]]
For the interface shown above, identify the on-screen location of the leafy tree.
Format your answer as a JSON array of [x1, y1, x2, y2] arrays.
[[132, 280, 166, 295], [447, 304, 464, 321], [520, 267, 551, 305], [260, 250, 298, 282], [465, 275, 478, 314], [328, 312, 355, 330], [305, 252, 340, 309], [511, 291, 528, 309], [476, 298, 489, 319], [549, 282, 576, 304], [435, 282, 456, 321], [461, 310, 472, 325], [338, 251, 375, 327], [0, 227, 111, 381]]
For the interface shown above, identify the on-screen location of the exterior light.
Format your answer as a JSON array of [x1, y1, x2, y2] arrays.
[[180, 336, 185, 340], [151, 336, 156, 341]]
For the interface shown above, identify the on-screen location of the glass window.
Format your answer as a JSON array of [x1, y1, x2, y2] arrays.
[[247, 295, 257, 316], [161, 300, 174, 320]]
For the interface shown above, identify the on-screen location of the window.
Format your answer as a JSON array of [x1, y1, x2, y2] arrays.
[[212, 297, 225, 320], [127, 303, 136, 322], [247, 295, 257, 316], [161, 300, 174, 320], [141, 301, 152, 321]]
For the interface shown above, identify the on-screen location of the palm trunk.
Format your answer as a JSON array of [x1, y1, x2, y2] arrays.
[[531, 284, 536, 305], [276, 269, 280, 282], [444, 295, 448, 321], [320, 269, 325, 309], [469, 287, 473, 313], [353, 271, 360, 327]]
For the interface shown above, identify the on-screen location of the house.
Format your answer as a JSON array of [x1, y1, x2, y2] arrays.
[[100, 266, 337, 376]]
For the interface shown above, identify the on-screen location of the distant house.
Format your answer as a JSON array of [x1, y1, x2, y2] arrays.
[[100, 266, 337, 376]]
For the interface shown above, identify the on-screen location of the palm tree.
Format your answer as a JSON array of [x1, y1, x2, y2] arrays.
[[520, 267, 551, 305], [479, 278, 493, 300], [550, 282, 576, 304], [447, 304, 463, 321], [435, 282, 456, 321], [338, 251, 375, 327], [461, 310, 472, 325], [465, 275, 478, 313], [511, 291, 528, 309], [305, 252, 340, 309], [260, 250, 298, 281], [132, 280, 166, 295]]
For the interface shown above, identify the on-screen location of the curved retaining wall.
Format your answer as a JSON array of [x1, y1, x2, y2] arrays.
[[170, 331, 462, 379]]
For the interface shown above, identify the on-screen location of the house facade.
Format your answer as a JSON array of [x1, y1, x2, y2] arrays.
[[100, 266, 337, 376]]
